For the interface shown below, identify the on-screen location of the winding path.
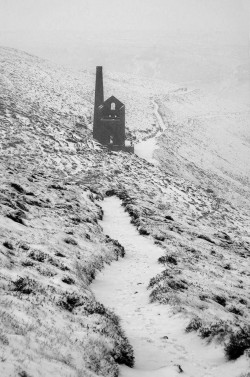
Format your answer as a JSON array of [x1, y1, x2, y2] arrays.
[[91, 197, 245, 377], [134, 100, 165, 164]]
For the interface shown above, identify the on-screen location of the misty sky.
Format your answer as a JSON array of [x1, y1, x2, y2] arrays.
[[0, 0, 249, 34], [0, 0, 249, 81]]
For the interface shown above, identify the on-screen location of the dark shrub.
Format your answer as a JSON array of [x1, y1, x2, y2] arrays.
[[20, 243, 30, 251], [55, 251, 65, 257], [213, 295, 227, 307], [85, 301, 107, 316], [29, 250, 47, 262], [154, 235, 165, 242], [228, 306, 243, 316], [158, 255, 177, 265], [3, 241, 14, 250], [149, 286, 170, 303], [168, 279, 188, 291], [106, 189, 116, 197], [105, 236, 125, 258], [199, 294, 208, 301], [239, 298, 247, 305], [48, 257, 70, 271], [22, 260, 34, 267], [225, 326, 250, 360], [10, 183, 26, 193], [165, 215, 174, 221], [186, 317, 202, 333], [12, 277, 38, 294], [6, 210, 26, 224], [59, 293, 83, 312], [139, 227, 149, 236], [148, 269, 173, 289], [112, 335, 134, 367], [62, 276, 75, 285], [64, 237, 78, 246], [200, 321, 231, 341]]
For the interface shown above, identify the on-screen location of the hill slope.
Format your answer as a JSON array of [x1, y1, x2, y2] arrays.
[[0, 47, 249, 376]]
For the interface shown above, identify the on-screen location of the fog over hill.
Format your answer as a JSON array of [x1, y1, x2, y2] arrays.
[[0, 47, 249, 376]]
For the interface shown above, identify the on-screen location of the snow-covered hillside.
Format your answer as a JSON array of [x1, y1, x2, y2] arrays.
[[154, 70, 250, 209], [0, 47, 249, 376]]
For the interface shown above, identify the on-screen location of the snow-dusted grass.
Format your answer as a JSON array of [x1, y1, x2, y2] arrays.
[[0, 172, 133, 377], [0, 46, 249, 376]]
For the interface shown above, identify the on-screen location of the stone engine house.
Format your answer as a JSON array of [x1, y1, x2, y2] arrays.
[[93, 66, 134, 153]]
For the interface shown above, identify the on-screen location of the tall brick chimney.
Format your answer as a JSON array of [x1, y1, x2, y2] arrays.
[[93, 66, 104, 140], [94, 66, 104, 108]]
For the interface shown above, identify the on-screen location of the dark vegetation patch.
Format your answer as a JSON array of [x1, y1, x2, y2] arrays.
[[186, 317, 232, 342], [213, 294, 227, 307], [199, 294, 209, 301], [138, 227, 150, 236], [186, 317, 202, 333], [225, 325, 250, 360], [64, 237, 78, 246], [19, 243, 30, 251], [58, 292, 84, 312], [62, 276, 75, 285], [168, 279, 188, 291], [227, 306, 244, 316], [3, 241, 14, 250], [165, 215, 174, 221], [154, 235, 165, 242], [21, 259, 34, 267], [105, 235, 125, 258], [6, 210, 27, 224], [48, 257, 70, 271], [29, 249, 47, 262], [55, 251, 65, 257], [58, 292, 134, 369], [10, 183, 26, 194], [148, 268, 188, 303], [28, 250, 69, 271], [11, 276, 39, 295], [158, 255, 178, 265]]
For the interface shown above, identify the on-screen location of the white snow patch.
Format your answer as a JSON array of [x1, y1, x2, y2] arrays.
[[135, 101, 166, 165]]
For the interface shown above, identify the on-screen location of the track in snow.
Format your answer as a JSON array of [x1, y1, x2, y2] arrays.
[[135, 100, 165, 164], [91, 197, 246, 377]]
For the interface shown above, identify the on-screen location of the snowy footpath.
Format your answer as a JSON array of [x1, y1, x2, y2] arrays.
[[91, 197, 248, 377], [135, 101, 165, 164]]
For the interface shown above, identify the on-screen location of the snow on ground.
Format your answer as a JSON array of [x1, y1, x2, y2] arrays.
[[92, 197, 249, 377], [0, 47, 249, 376], [135, 101, 165, 164], [135, 137, 159, 165], [154, 77, 250, 210]]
